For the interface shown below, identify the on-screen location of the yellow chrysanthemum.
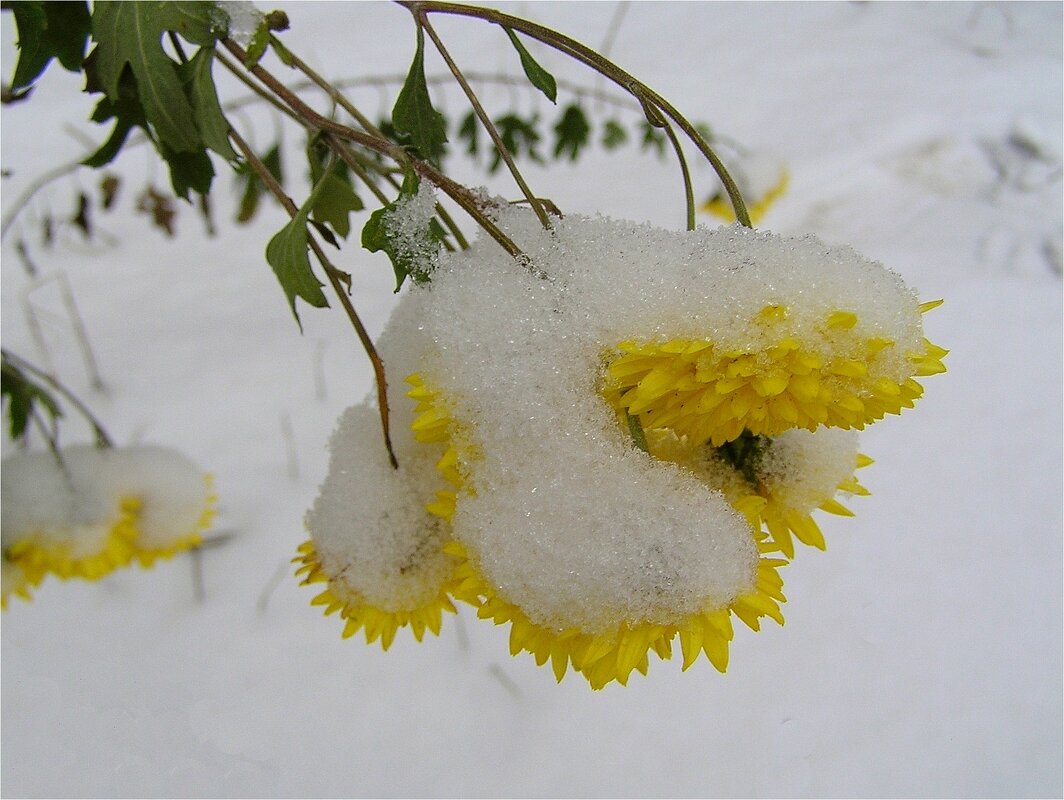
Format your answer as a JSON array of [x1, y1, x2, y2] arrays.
[[649, 429, 872, 559], [1, 556, 41, 609], [449, 538, 786, 690], [129, 474, 217, 567], [293, 539, 458, 649], [603, 302, 948, 447], [704, 169, 790, 225], [5, 496, 140, 584], [406, 371, 787, 689]]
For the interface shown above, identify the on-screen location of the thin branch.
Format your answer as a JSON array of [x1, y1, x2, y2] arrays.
[[661, 123, 695, 231], [416, 12, 552, 230], [402, 1, 752, 227], [227, 127, 400, 469], [222, 38, 525, 260]]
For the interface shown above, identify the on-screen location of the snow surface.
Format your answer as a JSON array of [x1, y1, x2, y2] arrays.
[[2, 2, 1061, 797]]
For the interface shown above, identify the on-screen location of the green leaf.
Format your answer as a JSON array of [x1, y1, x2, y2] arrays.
[[602, 119, 628, 150], [181, 48, 237, 161], [310, 172, 363, 239], [639, 120, 667, 159], [392, 25, 448, 164], [553, 103, 590, 161], [457, 110, 478, 158], [1, 355, 62, 442], [90, 1, 216, 153], [243, 17, 269, 67], [46, 1, 91, 70], [489, 113, 542, 174], [234, 142, 282, 223], [82, 66, 148, 168], [9, 2, 90, 89], [265, 170, 334, 329], [161, 146, 214, 200], [361, 173, 440, 291], [503, 26, 557, 104], [9, 2, 49, 90]]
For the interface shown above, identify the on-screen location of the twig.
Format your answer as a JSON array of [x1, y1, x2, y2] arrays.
[[416, 12, 553, 230], [227, 126, 400, 469]]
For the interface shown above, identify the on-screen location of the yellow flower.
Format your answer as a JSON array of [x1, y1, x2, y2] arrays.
[[703, 168, 790, 225], [602, 302, 948, 447], [2, 555, 41, 610], [293, 539, 458, 649], [649, 429, 872, 559], [4, 496, 140, 584], [128, 474, 216, 568], [406, 371, 786, 689], [449, 539, 785, 689]]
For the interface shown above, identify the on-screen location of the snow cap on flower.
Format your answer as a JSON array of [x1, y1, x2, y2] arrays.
[[299, 403, 457, 648], [1, 444, 214, 604]]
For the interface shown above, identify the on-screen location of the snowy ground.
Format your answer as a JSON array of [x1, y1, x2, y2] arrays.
[[2, 2, 1061, 797]]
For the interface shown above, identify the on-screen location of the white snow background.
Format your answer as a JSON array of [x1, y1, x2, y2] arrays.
[[1, 2, 1061, 797]]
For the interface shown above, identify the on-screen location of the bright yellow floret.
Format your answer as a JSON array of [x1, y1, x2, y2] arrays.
[[293, 539, 459, 649], [704, 169, 790, 225], [449, 539, 786, 690], [603, 305, 948, 447]]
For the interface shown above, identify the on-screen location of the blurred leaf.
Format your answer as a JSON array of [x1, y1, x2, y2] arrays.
[[9, 1, 90, 90], [553, 103, 590, 161], [82, 65, 148, 168], [234, 142, 282, 223], [71, 192, 91, 238], [99, 173, 120, 209], [265, 171, 333, 329], [602, 119, 627, 150], [137, 186, 176, 236], [503, 26, 556, 104], [392, 25, 447, 164], [1, 353, 62, 442], [639, 120, 667, 158], [457, 110, 478, 158], [181, 47, 237, 161], [489, 113, 542, 173], [362, 172, 440, 291]]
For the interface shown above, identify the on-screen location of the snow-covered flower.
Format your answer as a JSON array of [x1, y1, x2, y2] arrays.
[[298, 404, 459, 649], [1, 445, 215, 608], [300, 206, 946, 688]]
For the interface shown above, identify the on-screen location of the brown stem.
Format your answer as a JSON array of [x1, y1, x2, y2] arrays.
[[222, 38, 525, 261], [415, 12, 553, 230], [228, 127, 400, 469], [400, 1, 752, 227]]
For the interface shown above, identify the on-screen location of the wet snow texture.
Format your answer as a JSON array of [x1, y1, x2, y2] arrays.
[[1, 3, 1061, 797]]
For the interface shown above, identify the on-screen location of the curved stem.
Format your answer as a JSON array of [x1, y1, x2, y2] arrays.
[[661, 122, 695, 231], [228, 127, 400, 469], [414, 12, 552, 230], [401, 1, 752, 227]]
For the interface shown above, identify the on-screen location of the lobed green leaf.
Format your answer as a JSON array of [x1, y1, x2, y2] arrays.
[[392, 25, 448, 164]]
